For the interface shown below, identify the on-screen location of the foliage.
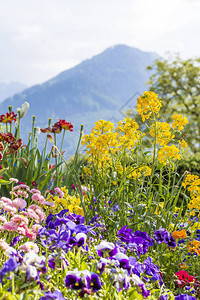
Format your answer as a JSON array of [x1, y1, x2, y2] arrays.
[[147, 55, 200, 153]]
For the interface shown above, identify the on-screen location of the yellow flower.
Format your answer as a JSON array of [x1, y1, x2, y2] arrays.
[[178, 139, 188, 148], [45, 187, 84, 215], [149, 122, 174, 146], [158, 145, 181, 165], [172, 114, 189, 131], [136, 91, 162, 122]]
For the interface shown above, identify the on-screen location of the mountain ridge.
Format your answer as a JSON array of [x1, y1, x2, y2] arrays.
[[0, 44, 159, 155]]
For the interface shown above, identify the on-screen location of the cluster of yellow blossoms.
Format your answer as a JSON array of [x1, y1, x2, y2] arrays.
[[127, 165, 152, 181], [172, 114, 189, 131], [46, 187, 84, 215], [82, 117, 144, 170], [136, 91, 162, 121], [158, 145, 181, 165], [137, 92, 188, 165], [82, 91, 189, 177], [182, 174, 200, 216], [149, 122, 174, 146]]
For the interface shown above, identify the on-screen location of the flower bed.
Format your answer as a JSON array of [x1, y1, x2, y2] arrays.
[[0, 92, 199, 299]]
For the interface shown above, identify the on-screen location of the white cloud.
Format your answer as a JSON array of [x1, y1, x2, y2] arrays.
[[0, 0, 200, 85]]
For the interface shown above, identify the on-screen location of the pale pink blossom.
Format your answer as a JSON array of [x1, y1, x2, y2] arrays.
[[3, 204, 17, 214], [24, 209, 39, 223], [10, 191, 18, 197], [19, 242, 39, 253], [22, 191, 29, 198], [17, 226, 27, 236], [12, 198, 27, 209], [30, 189, 41, 194], [0, 216, 7, 223], [0, 239, 10, 250], [11, 215, 29, 225], [0, 197, 12, 205], [54, 187, 64, 198], [43, 201, 55, 207], [81, 186, 88, 193], [3, 221, 18, 231], [9, 178, 19, 183], [25, 229, 36, 240], [0, 225, 5, 232], [31, 193, 45, 204], [31, 224, 43, 234], [29, 205, 46, 222], [13, 184, 30, 191]]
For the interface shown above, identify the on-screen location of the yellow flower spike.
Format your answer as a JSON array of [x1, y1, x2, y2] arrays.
[[136, 91, 162, 122], [172, 114, 189, 131], [149, 122, 174, 146], [158, 145, 181, 165]]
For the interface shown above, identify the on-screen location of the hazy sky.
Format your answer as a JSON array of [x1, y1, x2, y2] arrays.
[[1, 0, 200, 85]]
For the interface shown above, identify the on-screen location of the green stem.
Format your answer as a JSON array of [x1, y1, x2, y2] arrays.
[[148, 113, 157, 199]]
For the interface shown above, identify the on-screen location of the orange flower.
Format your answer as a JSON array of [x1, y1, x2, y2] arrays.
[[172, 229, 187, 240], [187, 239, 200, 255]]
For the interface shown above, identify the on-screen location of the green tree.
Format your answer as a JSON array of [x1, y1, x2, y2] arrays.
[[147, 55, 200, 153]]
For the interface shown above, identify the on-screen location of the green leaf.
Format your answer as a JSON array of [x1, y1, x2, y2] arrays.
[[0, 179, 11, 185]]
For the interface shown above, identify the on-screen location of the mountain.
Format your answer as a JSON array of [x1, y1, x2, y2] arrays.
[[0, 44, 158, 156], [0, 82, 27, 103]]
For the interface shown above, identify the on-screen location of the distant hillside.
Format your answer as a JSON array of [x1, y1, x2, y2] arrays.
[[0, 45, 158, 156], [0, 82, 27, 102]]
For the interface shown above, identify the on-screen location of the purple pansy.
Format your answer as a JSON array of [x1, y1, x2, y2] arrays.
[[40, 290, 65, 300]]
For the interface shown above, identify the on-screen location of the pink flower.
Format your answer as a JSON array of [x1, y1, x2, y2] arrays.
[[9, 178, 19, 183], [3, 221, 18, 231], [13, 184, 30, 191], [0, 239, 9, 250], [0, 216, 7, 223], [0, 225, 5, 232], [19, 242, 39, 253], [0, 197, 12, 205], [22, 191, 29, 198], [25, 209, 40, 223], [12, 198, 27, 209], [43, 201, 55, 207], [32, 193, 45, 205], [54, 187, 64, 198], [17, 226, 27, 236], [11, 215, 29, 225], [30, 189, 41, 194], [31, 224, 43, 234], [10, 191, 18, 197], [25, 229, 36, 240], [29, 205, 46, 222], [3, 204, 17, 214]]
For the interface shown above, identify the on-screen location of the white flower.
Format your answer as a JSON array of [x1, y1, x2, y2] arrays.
[[95, 241, 115, 251], [17, 102, 30, 119], [26, 265, 38, 280]]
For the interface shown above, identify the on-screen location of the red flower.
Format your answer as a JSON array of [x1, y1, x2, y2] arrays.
[[58, 119, 73, 131], [0, 112, 17, 124], [7, 139, 22, 155], [0, 142, 3, 151], [0, 133, 15, 144], [41, 119, 73, 134], [175, 270, 196, 285]]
